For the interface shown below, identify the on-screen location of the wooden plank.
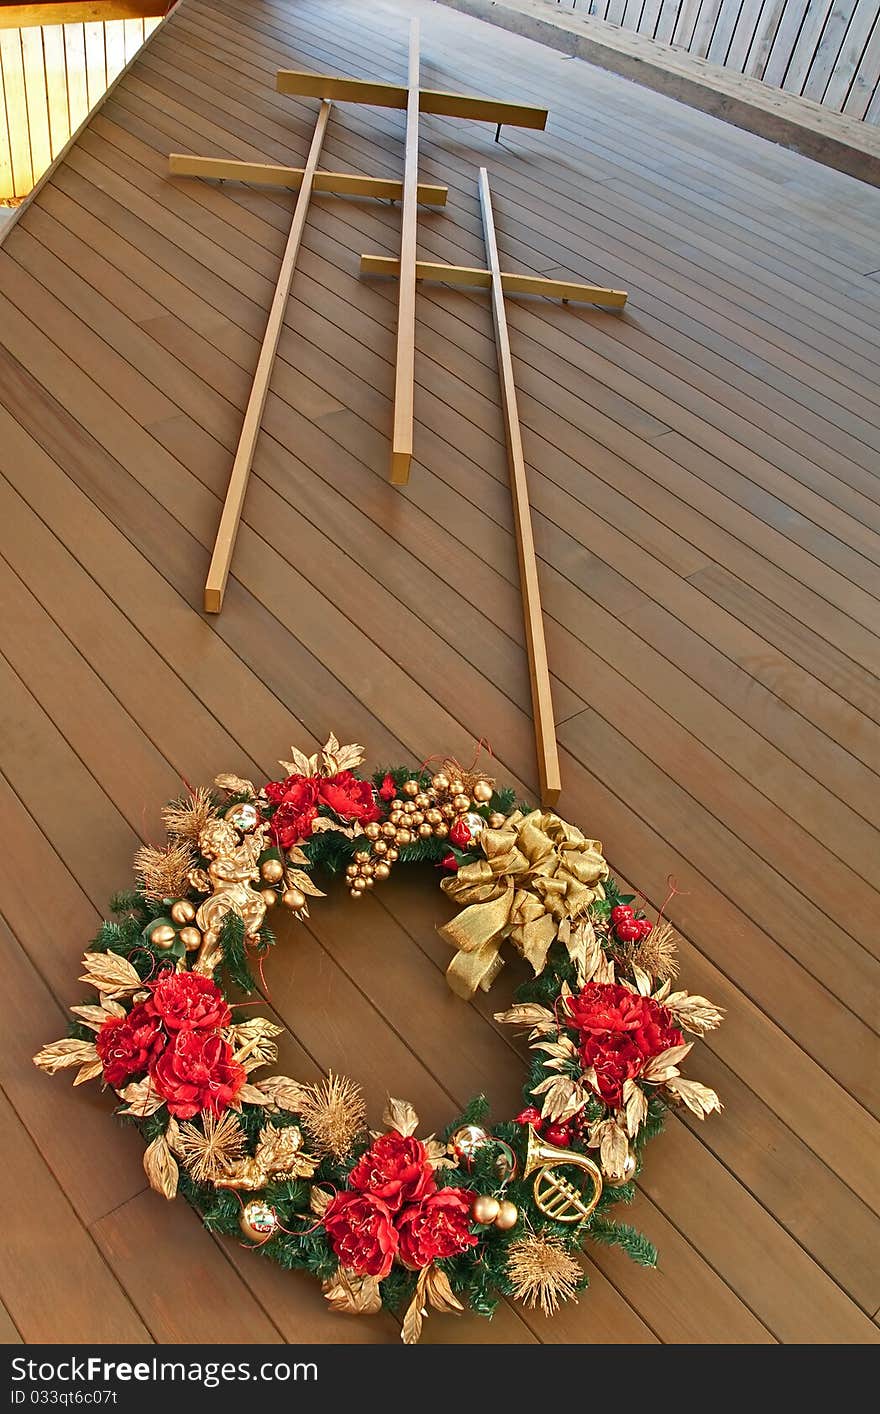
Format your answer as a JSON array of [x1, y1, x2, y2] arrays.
[[275, 66, 547, 127], [360, 251, 628, 305], [168, 151, 448, 203], [390, 18, 419, 484], [0, 4, 168, 26], [0, 29, 33, 196], [203, 99, 330, 612], [478, 166, 561, 806]]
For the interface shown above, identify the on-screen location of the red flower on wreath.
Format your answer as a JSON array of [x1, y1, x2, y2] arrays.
[[564, 982, 683, 1108], [348, 1132, 437, 1212], [378, 772, 398, 802], [147, 971, 231, 1034], [150, 1030, 245, 1119], [95, 1004, 166, 1088], [323, 1191, 399, 1279], [396, 1189, 478, 1270], [266, 771, 380, 849]]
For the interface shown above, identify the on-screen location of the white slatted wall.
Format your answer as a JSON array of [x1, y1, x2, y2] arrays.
[[0, 17, 160, 202], [555, 0, 880, 121]]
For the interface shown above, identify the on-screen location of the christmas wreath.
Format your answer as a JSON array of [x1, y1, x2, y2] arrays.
[[35, 733, 723, 1341]]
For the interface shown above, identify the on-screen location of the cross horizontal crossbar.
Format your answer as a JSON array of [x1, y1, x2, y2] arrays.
[[275, 69, 548, 129], [168, 153, 448, 204], [360, 254, 628, 308]]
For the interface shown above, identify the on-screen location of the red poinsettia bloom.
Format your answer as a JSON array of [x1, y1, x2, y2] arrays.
[[396, 1189, 478, 1270], [348, 1132, 437, 1212], [266, 775, 322, 849], [147, 971, 231, 1033], [318, 770, 381, 825], [323, 1191, 399, 1279], [96, 1004, 166, 1088], [150, 1030, 245, 1119], [378, 773, 397, 802], [565, 982, 683, 1108]]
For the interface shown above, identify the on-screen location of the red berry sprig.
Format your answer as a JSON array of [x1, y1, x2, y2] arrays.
[[610, 904, 652, 944]]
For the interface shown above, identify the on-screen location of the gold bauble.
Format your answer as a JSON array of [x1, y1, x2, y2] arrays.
[[403, 780, 419, 797], [364, 876, 375, 888], [346, 864, 358, 877], [426, 808, 442, 825], [411, 811, 424, 826], [472, 1194, 500, 1225], [396, 828, 412, 846], [225, 801, 260, 833], [374, 861, 390, 880], [403, 800, 417, 815], [414, 793, 430, 809], [452, 793, 470, 813], [431, 773, 449, 792], [374, 840, 388, 855], [350, 887, 364, 899], [418, 822, 433, 838], [494, 1200, 519, 1231], [472, 780, 493, 803], [282, 887, 307, 910], [441, 803, 455, 820], [449, 778, 464, 796], [260, 889, 277, 908], [386, 847, 399, 862], [449, 1124, 489, 1166], [170, 900, 196, 924], [389, 811, 403, 826], [240, 1200, 278, 1242], [364, 822, 381, 841], [488, 812, 506, 829], [361, 863, 374, 877], [150, 924, 176, 949], [354, 850, 370, 864], [351, 878, 366, 893], [605, 1151, 638, 1187], [434, 823, 449, 839], [260, 858, 284, 885], [382, 822, 397, 839], [179, 926, 202, 950]]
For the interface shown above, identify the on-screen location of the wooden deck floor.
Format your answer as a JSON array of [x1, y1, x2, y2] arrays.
[[1, 0, 879, 1346]]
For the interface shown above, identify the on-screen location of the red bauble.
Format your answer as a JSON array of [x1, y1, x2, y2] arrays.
[[615, 920, 642, 943], [543, 1123, 571, 1148], [440, 851, 459, 871], [638, 918, 653, 937], [514, 1107, 543, 1127], [610, 905, 633, 925], [448, 818, 471, 848]]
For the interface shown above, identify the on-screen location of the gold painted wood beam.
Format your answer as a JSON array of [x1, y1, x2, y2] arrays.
[[390, 18, 421, 485], [0, 2, 167, 25], [478, 167, 561, 807], [203, 101, 331, 614], [360, 253, 628, 307], [275, 69, 547, 129], [168, 153, 447, 204]]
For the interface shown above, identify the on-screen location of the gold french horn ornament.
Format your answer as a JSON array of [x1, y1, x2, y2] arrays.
[[523, 1126, 603, 1223]]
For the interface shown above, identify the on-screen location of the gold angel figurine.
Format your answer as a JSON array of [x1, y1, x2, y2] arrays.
[[213, 1124, 319, 1190], [191, 817, 269, 940]]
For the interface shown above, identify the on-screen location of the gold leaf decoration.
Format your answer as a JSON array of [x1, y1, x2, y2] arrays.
[[278, 747, 319, 778], [401, 1268, 429, 1345], [236, 1083, 271, 1107], [172, 1111, 246, 1183], [425, 1266, 463, 1315], [229, 1018, 283, 1072], [322, 1267, 382, 1316], [116, 1076, 164, 1116], [641, 1042, 693, 1083], [69, 1004, 113, 1032], [494, 1003, 556, 1034], [309, 816, 355, 839], [133, 841, 197, 904], [622, 1079, 649, 1139], [309, 1185, 333, 1217], [143, 1133, 179, 1200], [423, 1137, 456, 1170], [285, 868, 325, 899], [382, 1096, 419, 1137], [73, 1057, 105, 1086], [627, 919, 680, 982], [321, 732, 366, 777], [79, 951, 143, 998], [664, 993, 725, 1035], [256, 1075, 309, 1114], [213, 774, 256, 799], [630, 963, 653, 997], [506, 1234, 582, 1316], [664, 1077, 723, 1118], [599, 1120, 630, 1179], [32, 1038, 99, 1075], [531, 1075, 585, 1123]]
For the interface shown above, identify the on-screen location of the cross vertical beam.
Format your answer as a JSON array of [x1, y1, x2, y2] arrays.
[[392, 20, 421, 485], [202, 102, 331, 613], [477, 168, 561, 806]]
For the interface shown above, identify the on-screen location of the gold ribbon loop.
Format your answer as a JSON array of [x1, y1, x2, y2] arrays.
[[438, 810, 609, 998]]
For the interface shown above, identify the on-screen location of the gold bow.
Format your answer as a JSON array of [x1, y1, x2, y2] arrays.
[[438, 810, 609, 998]]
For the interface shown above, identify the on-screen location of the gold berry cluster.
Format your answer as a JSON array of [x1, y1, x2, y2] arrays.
[[345, 770, 497, 899]]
